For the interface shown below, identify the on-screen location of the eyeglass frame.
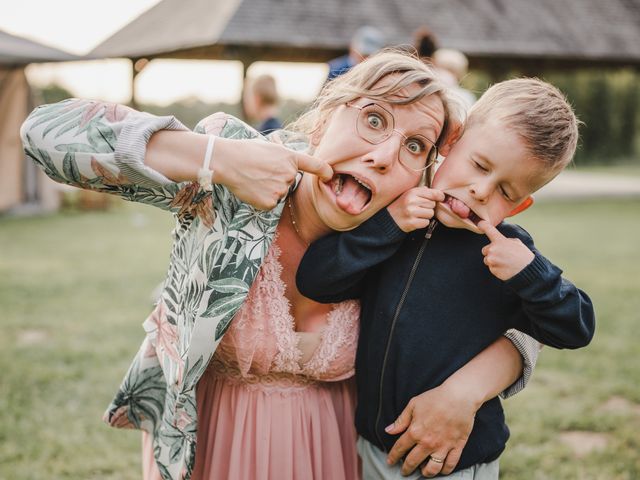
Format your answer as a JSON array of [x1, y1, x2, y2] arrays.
[[345, 101, 440, 172]]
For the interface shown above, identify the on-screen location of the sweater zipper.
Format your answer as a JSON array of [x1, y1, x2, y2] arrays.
[[374, 220, 438, 449]]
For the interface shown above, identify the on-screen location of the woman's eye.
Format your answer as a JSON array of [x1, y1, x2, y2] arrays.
[[366, 113, 385, 130], [406, 139, 426, 154]]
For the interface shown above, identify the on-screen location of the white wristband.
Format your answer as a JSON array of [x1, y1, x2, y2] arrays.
[[197, 135, 215, 191]]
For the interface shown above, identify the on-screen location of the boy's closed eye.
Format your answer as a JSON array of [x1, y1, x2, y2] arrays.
[[472, 158, 489, 172], [499, 186, 513, 201]]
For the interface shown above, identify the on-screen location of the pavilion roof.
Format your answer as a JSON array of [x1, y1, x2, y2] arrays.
[[0, 29, 80, 66], [90, 0, 640, 69]]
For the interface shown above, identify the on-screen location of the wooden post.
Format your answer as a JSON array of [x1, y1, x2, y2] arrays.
[[239, 57, 255, 121], [131, 58, 138, 110], [131, 57, 150, 110]]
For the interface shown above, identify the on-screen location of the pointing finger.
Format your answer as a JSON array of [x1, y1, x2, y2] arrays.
[[296, 153, 333, 182], [477, 220, 505, 243]]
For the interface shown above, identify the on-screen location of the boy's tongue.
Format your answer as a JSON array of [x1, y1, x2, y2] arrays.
[[449, 197, 471, 219], [336, 176, 369, 215]]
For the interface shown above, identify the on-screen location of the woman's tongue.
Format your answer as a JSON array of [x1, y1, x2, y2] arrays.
[[449, 196, 471, 219], [335, 176, 369, 215]]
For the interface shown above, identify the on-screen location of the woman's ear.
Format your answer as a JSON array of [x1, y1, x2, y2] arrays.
[[438, 120, 464, 157], [506, 196, 534, 217], [310, 120, 327, 147]]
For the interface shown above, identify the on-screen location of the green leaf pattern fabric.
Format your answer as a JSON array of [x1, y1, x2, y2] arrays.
[[20, 99, 305, 480]]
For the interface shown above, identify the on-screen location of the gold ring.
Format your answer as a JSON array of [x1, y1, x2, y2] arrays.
[[429, 456, 445, 464]]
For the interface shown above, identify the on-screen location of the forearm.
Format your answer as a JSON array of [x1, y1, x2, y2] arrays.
[[145, 131, 243, 186], [507, 254, 596, 349], [297, 208, 407, 302], [21, 99, 193, 210], [144, 130, 209, 183], [441, 337, 523, 409], [501, 329, 540, 398]]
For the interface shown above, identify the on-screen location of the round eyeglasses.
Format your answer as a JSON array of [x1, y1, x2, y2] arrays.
[[346, 102, 439, 172]]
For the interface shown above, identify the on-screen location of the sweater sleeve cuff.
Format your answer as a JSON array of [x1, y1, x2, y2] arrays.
[[371, 208, 407, 242], [505, 252, 557, 292], [500, 329, 542, 399], [115, 111, 190, 188]]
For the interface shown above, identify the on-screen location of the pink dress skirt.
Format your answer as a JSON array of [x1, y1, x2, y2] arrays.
[[143, 241, 361, 480]]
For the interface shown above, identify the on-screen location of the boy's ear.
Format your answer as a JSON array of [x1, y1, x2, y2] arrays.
[[506, 196, 534, 217], [437, 119, 464, 157]]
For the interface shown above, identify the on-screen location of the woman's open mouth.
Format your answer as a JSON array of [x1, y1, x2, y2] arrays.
[[323, 173, 373, 215], [442, 194, 483, 225]]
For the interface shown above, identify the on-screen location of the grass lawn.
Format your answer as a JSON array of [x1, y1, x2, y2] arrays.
[[1, 198, 639, 479]]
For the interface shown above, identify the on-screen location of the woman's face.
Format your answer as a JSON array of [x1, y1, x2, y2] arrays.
[[305, 82, 445, 231]]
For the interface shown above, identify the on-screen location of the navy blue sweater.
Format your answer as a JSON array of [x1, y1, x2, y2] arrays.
[[296, 209, 595, 472]]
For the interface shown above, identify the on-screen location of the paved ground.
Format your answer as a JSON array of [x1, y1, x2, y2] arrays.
[[535, 170, 640, 200]]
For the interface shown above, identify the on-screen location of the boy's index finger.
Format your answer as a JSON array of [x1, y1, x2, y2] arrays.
[[296, 153, 333, 182], [415, 187, 445, 202], [478, 220, 505, 243]]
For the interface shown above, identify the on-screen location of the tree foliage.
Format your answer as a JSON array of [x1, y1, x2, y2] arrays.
[[465, 69, 640, 165]]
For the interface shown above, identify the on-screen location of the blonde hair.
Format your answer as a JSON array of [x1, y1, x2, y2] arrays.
[[248, 74, 279, 106], [433, 48, 469, 82], [288, 48, 465, 184], [468, 78, 579, 176]]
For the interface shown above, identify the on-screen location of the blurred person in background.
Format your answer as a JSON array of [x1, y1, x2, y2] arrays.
[[242, 74, 283, 135], [434, 48, 477, 110], [413, 25, 439, 63], [326, 26, 386, 81]]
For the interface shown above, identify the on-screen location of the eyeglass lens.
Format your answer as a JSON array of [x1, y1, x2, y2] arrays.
[[355, 104, 437, 171]]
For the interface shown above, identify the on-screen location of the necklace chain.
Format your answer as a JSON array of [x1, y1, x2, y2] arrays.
[[287, 195, 309, 247]]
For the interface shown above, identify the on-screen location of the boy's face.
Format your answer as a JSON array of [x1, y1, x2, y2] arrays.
[[432, 119, 548, 233]]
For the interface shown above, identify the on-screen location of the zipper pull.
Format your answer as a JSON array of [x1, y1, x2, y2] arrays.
[[424, 220, 438, 239]]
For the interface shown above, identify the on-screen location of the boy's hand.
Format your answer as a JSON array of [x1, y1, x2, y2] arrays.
[[387, 187, 445, 232], [478, 221, 535, 280]]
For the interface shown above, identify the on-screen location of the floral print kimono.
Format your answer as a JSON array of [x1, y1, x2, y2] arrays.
[[21, 100, 540, 480]]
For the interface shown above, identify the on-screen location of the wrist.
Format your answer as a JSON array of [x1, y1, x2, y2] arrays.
[[210, 137, 232, 187], [386, 205, 412, 233], [440, 376, 485, 412], [506, 252, 555, 291], [386, 203, 401, 224], [197, 136, 216, 191], [514, 250, 535, 276], [377, 208, 409, 240]]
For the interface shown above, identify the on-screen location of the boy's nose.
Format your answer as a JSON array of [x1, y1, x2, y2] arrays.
[[469, 181, 492, 203]]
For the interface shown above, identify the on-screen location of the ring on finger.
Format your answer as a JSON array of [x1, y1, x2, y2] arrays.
[[429, 455, 445, 464]]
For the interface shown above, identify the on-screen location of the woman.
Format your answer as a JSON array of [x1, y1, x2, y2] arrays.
[[22, 50, 538, 480]]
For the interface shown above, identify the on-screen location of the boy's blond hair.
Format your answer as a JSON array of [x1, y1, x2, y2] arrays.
[[289, 48, 466, 182], [468, 78, 579, 177]]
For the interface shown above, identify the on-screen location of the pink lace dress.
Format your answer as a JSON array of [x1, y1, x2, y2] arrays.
[[143, 241, 361, 480]]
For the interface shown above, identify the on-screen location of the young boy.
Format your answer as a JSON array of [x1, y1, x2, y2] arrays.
[[296, 78, 595, 479], [242, 74, 283, 135]]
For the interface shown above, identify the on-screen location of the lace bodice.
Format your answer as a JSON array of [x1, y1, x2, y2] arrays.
[[213, 240, 360, 382]]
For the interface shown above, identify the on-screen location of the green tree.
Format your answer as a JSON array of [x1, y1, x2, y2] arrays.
[[36, 83, 73, 104]]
